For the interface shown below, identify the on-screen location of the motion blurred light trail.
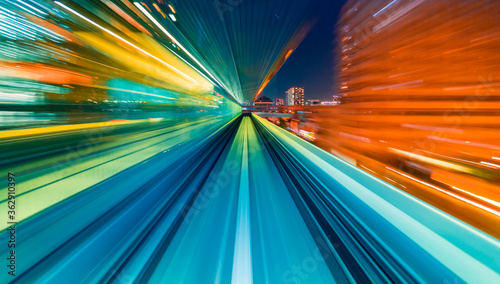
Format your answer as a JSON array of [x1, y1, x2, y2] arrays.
[[313, 0, 500, 239], [1, 0, 500, 283], [1, 115, 500, 283], [0, 116, 236, 230]]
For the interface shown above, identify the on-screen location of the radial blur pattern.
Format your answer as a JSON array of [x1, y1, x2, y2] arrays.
[[1, 0, 500, 283]]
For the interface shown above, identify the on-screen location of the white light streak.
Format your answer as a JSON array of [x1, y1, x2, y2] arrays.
[[387, 167, 500, 218], [134, 2, 239, 102], [54, 1, 198, 84], [481, 161, 500, 169], [16, 0, 47, 15]]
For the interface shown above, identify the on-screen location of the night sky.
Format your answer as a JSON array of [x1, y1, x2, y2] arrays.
[[260, 1, 346, 102]]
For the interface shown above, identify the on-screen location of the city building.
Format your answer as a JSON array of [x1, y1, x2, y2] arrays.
[[275, 98, 284, 106], [253, 95, 274, 112], [285, 87, 304, 106], [254, 95, 274, 106]]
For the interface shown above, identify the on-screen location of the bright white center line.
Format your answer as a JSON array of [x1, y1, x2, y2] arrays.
[[232, 118, 253, 284]]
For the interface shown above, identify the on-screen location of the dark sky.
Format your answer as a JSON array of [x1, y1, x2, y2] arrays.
[[260, 1, 346, 102]]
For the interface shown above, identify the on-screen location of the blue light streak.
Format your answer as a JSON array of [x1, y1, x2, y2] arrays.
[[373, 0, 398, 17]]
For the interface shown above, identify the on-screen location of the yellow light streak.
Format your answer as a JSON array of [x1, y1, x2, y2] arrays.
[[54, 1, 198, 84], [0, 120, 145, 140]]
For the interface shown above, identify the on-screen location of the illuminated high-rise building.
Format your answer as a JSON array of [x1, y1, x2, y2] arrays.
[[275, 98, 284, 106], [285, 87, 304, 106], [285, 88, 293, 105]]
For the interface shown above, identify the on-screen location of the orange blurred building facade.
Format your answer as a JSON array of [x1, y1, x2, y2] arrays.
[[315, 0, 500, 237]]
